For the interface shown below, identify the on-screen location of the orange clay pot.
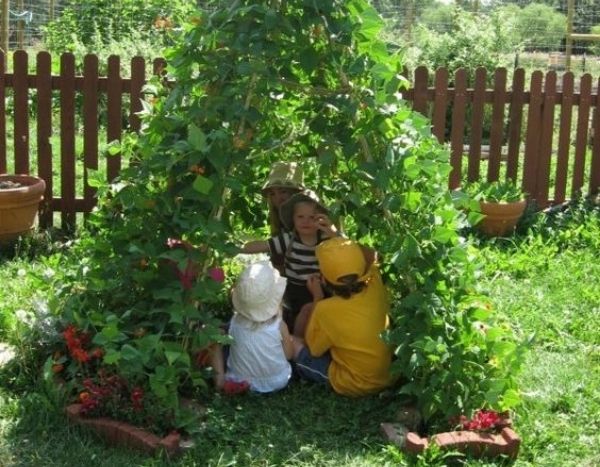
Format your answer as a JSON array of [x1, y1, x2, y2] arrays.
[[0, 174, 46, 243], [477, 200, 526, 237]]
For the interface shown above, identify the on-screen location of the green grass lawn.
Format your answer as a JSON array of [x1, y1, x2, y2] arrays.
[[0, 202, 599, 466]]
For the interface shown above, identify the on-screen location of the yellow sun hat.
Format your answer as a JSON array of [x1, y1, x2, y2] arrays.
[[316, 237, 370, 286]]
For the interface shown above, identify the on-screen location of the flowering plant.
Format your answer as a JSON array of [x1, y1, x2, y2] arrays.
[[452, 409, 507, 433], [55, 324, 177, 436]]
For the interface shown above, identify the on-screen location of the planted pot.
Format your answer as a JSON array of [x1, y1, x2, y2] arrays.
[[0, 174, 46, 243], [478, 200, 526, 237]]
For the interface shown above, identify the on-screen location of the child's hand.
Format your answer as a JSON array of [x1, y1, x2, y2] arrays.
[[306, 274, 324, 301], [315, 214, 337, 237]]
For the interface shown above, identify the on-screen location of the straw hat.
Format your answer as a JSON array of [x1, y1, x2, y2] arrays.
[[261, 162, 304, 195], [231, 261, 287, 322], [316, 238, 370, 285], [279, 190, 328, 232]]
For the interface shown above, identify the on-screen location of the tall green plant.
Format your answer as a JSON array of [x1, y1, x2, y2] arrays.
[[59, 0, 524, 430]]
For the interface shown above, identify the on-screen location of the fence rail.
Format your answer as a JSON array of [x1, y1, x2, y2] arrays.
[[1, 53, 600, 231]]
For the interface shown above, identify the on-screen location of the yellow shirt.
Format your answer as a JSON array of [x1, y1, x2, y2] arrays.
[[305, 265, 393, 396]]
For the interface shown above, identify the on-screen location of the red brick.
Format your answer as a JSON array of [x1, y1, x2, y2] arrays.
[[65, 404, 181, 457], [381, 422, 520, 459]]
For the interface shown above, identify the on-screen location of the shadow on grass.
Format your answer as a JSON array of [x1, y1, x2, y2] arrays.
[[0, 379, 409, 467]]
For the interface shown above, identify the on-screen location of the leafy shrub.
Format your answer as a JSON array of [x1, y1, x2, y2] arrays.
[[464, 179, 525, 203], [409, 7, 516, 81], [43, 0, 195, 55], [54, 0, 524, 431], [515, 3, 566, 52]]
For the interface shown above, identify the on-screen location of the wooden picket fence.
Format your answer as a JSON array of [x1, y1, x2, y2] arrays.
[[405, 66, 600, 208], [0, 50, 165, 230], [1, 52, 600, 231]]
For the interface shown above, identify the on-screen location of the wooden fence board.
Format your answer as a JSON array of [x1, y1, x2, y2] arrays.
[[60, 53, 76, 229], [502, 68, 523, 181], [487, 68, 507, 182], [412, 66, 429, 116], [522, 71, 543, 198], [36, 52, 53, 228], [431, 67, 448, 144], [107, 55, 122, 182], [467, 68, 486, 182], [535, 71, 557, 208], [83, 54, 99, 213], [130, 56, 145, 133], [449, 69, 467, 189], [572, 74, 592, 197], [13, 50, 29, 174], [554, 72, 574, 204], [0, 52, 6, 173]]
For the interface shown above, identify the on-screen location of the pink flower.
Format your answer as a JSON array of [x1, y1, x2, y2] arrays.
[[208, 267, 225, 283]]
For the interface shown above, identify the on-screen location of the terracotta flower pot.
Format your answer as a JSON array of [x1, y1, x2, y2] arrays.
[[477, 200, 526, 237], [0, 174, 46, 243]]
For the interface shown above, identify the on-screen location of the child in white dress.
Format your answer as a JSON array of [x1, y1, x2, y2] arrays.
[[212, 261, 295, 393]]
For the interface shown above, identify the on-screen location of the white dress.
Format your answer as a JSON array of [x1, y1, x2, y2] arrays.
[[225, 314, 292, 393]]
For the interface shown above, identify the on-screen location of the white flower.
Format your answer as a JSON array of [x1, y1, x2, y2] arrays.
[[43, 268, 55, 280], [17, 269, 26, 277], [0, 343, 16, 367]]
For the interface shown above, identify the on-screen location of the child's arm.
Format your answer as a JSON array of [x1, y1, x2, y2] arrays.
[[279, 321, 295, 360], [240, 240, 270, 254]]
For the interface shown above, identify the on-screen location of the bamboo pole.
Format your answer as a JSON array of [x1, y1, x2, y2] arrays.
[[49, 0, 55, 21]]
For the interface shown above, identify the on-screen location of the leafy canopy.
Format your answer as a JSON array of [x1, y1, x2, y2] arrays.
[[58, 0, 524, 431]]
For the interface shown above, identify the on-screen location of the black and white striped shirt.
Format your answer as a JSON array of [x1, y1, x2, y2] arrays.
[[268, 231, 324, 286]]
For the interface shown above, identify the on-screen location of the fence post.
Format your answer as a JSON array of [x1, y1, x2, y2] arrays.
[[60, 53, 76, 230], [106, 55, 122, 182], [412, 66, 429, 116], [572, 74, 592, 197], [522, 71, 543, 199], [37, 51, 53, 228], [449, 69, 467, 189]]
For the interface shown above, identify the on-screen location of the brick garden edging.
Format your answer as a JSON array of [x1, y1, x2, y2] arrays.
[[380, 412, 520, 459], [66, 404, 181, 457]]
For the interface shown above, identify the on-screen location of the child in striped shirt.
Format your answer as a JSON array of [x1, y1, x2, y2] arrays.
[[241, 190, 338, 331]]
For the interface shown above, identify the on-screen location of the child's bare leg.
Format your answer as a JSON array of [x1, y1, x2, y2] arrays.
[[293, 302, 315, 338]]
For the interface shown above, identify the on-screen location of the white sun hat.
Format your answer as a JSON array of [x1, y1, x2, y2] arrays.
[[231, 261, 287, 322]]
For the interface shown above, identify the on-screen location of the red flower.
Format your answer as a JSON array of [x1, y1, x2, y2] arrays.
[[458, 410, 502, 432], [71, 347, 90, 363], [131, 387, 144, 411]]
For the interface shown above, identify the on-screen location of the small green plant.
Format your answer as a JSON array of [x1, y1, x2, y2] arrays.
[[465, 179, 525, 203]]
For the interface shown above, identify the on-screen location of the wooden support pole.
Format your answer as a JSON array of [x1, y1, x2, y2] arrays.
[[17, 0, 24, 50], [566, 0, 574, 71], [1, 0, 8, 65], [50, 0, 55, 21]]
